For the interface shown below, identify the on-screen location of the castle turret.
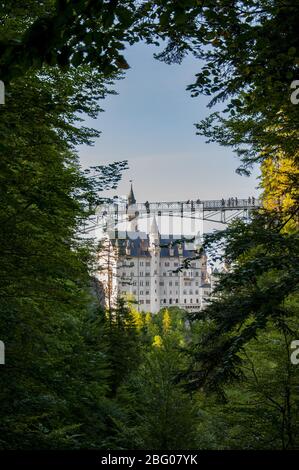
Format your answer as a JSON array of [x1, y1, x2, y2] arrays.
[[127, 183, 139, 232], [128, 183, 136, 206], [148, 216, 160, 313], [149, 215, 160, 248]]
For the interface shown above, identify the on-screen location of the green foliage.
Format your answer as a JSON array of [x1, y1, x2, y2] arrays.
[[186, 214, 299, 393], [1, 0, 299, 451], [0, 4, 128, 448], [195, 322, 299, 449], [0, 0, 155, 82], [114, 309, 201, 450], [106, 298, 141, 397]]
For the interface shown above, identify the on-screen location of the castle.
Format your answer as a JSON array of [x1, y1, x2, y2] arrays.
[[97, 185, 212, 313]]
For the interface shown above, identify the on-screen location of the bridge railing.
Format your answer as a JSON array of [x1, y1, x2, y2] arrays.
[[202, 198, 259, 209], [99, 198, 260, 216]]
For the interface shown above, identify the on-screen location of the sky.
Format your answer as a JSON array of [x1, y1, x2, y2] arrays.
[[78, 41, 260, 204]]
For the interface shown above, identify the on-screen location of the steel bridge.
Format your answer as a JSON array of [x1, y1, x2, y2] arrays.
[[81, 197, 260, 235]]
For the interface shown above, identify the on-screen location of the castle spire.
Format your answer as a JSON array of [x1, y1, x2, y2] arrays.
[[150, 215, 159, 236], [128, 183, 136, 206], [127, 182, 138, 232]]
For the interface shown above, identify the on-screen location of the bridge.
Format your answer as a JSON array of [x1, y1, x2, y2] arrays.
[[81, 197, 260, 235]]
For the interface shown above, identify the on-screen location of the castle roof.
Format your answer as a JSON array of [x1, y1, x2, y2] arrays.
[[110, 234, 197, 258]]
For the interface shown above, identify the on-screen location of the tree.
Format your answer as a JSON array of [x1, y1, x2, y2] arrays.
[[116, 334, 200, 450], [0, 0, 157, 82], [105, 298, 141, 397], [184, 213, 298, 392], [162, 309, 171, 333], [194, 320, 299, 449], [0, 3, 128, 448]]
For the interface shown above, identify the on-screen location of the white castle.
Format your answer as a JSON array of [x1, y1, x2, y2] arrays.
[[98, 185, 212, 313]]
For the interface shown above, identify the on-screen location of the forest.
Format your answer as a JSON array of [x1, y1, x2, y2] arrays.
[[0, 0, 298, 451]]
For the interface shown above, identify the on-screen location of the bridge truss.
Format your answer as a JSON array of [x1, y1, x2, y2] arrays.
[[82, 197, 260, 235]]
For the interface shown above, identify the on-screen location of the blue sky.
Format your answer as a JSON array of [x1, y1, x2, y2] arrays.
[[79, 42, 260, 203]]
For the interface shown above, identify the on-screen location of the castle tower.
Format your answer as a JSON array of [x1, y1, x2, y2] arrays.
[[149, 215, 160, 248], [127, 183, 139, 233], [148, 216, 160, 313], [178, 241, 185, 306]]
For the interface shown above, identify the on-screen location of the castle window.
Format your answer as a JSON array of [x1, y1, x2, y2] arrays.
[[165, 262, 170, 267], [146, 281, 150, 286], [159, 281, 164, 286], [164, 299, 166, 304], [176, 299, 178, 304], [146, 261, 150, 267], [174, 262, 178, 267], [175, 281, 179, 286], [184, 299, 186, 304], [190, 298, 193, 303], [196, 298, 199, 303], [195, 271, 199, 276], [140, 300, 144, 304], [169, 281, 172, 286], [140, 271, 143, 276], [140, 281, 143, 286], [140, 290, 143, 295], [169, 299, 172, 304], [195, 290, 199, 295], [145, 272, 150, 277], [133, 290, 137, 295], [190, 290, 193, 295], [183, 290, 187, 295], [140, 261, 144, 266], [146, 291, 150, 295], [146, 300, 150, 304]]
